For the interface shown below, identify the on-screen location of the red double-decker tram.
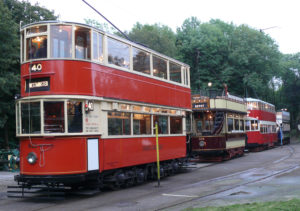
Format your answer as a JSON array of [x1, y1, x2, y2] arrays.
[[14, 21, 191, 193], [245, 98, 277, 151]]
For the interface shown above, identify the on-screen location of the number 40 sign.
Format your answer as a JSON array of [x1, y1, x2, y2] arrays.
[[30, 63, 42, 72]]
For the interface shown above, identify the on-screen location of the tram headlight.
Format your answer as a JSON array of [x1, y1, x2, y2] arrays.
[[27, 152, 37, 164], [199, 141, 206, 147]]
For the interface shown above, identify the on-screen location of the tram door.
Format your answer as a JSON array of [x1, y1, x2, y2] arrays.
[[87, 138, 99, 171]]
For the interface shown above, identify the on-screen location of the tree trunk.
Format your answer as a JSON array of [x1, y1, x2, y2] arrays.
[[4, 122, 9, 149]]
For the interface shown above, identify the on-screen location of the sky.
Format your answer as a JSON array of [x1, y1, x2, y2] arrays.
[[28, 0, 300, 54]]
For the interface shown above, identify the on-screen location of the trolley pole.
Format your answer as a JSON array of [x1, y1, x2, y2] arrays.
[[155, 122, 160, 187]]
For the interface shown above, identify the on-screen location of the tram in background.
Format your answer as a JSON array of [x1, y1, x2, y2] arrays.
[[190, 90, 247, 161], [13, 21, 191, 194], [276, 110, 290, 145], [245, 98, 277, 151]]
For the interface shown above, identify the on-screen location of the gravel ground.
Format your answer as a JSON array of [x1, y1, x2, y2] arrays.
[[0, 171, 18, 192]]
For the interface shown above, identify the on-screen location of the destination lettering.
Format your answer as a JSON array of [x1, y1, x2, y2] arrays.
[[25, 77, 50, 92]]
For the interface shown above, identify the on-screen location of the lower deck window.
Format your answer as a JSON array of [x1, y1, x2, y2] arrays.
[[133, 114, 151, 135], [170, 116, 182, 134], [21, 102, 41, 134], [108, 112, 131, 135], [67, 101, 82, 133], [227, 118, 233, 132], [153, 115, 168, 134], [234, 119, 239, 130], [44, 101, 65, 133]]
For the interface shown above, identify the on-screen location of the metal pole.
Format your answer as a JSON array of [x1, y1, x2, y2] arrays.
[[280, 126, 283, 146], [155, 122, 160, 187]]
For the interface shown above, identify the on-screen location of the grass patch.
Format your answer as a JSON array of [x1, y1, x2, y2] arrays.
[[184, 198, 300, 211]]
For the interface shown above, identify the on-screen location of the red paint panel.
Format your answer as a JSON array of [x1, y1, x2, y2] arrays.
[[21, 61, 191, 109], [20, 137, 87, 175], [247, 131, 277, 145], [248, 110, 276, 122], [102, 136, 186, 170], [191, 136, 226, 150]]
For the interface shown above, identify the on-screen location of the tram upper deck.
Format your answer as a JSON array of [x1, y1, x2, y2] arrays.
[[20, 21, 191, 109]]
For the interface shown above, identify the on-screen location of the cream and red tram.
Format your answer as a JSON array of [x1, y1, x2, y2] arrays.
[[191, 91, 247, 161], [245, 98, 277, 150], [15, 21, 191, 191]]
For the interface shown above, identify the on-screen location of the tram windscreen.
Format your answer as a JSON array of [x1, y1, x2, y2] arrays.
[[44, 102, 65, 133], [21, 102, 41, 134]]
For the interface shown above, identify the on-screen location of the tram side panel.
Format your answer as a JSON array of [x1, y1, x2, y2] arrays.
[[21, 61, 191, 109], [102, 136, 186, 170]]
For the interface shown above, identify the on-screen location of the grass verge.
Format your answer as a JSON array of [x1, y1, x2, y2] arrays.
[[184, 198, 300, 211]]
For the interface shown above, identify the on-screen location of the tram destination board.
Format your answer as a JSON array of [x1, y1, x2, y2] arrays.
[[25, 77, 50, 92], [193, 102, 209, 110]]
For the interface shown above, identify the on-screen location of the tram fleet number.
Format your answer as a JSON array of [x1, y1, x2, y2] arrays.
[[30, 63, 42, 72]]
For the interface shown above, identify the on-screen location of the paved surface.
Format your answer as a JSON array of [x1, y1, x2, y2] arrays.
[[0, 141, 300, 211]]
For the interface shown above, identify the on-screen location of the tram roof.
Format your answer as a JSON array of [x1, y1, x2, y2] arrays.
[[21, 20, 190, 67], [245, 97, 274, 107]]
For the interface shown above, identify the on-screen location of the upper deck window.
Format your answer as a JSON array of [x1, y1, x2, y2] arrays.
[[50, 25, 72, 58], [133, 47, 150, 75], [169, 62, 182, 83], [26, 35, 47, 60], [108, 38, 130, 69], [153, 56, 167, 79], [92, 32, 103, 62], [26, 25, 47, 35], [75, 26, 91, 60]]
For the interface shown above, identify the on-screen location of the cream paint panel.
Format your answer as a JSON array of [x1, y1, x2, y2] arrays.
[[210, 99, 246, 113], [226, 139, 245, 149], [85, 102, 101, 133]]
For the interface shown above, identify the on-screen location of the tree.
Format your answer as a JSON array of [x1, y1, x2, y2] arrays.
[[0, 0, 57, 148], [128, 22, 177, 58], [4, 0, 58, 26], [84, 18, 117, 34], [176, 17, 281, 101], [277, 53, 300, 130], [0, 0, 19, 148]]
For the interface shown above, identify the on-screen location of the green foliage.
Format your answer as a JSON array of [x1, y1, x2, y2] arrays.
[[128, 22, 177, 58], [84, 18, 117, 34], [4, 0, 58, 26], [176, 18, 281, 100], [0, 0, 19, 148], [0, 0, 57, 148], [276, 53, 300, 128], [184, 198, 300, 211]]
